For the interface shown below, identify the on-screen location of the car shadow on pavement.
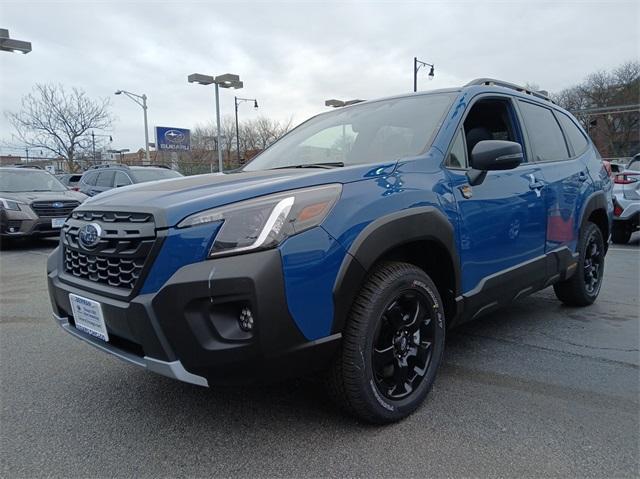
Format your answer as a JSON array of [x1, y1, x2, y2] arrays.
[[0, 237, 59, 251]]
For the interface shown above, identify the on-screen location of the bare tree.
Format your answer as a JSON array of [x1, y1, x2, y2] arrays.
[[188, 116, 292, 171], [5, 84, 113, 171], [553, 61, 639, 157]]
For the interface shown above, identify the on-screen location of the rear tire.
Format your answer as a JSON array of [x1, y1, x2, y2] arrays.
[[553, 222, 605, 306], [325, 261, 446, 424], [611, 223, 631, 244]]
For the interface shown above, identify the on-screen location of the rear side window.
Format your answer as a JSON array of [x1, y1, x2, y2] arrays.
[[628, 159, 640, 172], [114, 171, 132, 187], [82, 171, 98, 186], [556, 112, 589, 155], [518, 101, 569, 162], [95, 171, 115, 187]]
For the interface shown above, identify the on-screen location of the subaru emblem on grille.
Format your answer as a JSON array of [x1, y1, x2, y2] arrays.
[[78, 223, 102, 249], [52, 202, 64, 208]]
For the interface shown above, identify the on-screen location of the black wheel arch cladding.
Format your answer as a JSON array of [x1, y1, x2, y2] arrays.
[[331, 206, 461, 334]]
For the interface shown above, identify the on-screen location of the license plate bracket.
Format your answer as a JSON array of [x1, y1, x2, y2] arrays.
[[68, 293, 109, 342]]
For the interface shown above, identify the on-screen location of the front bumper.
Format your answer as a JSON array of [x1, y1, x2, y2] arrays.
[[52, 312, 208, 386], [1, 207, 65, 237], [47, 246, 340, 386]]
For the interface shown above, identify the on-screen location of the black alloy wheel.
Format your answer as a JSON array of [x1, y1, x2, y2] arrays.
[[326, 261, 446, 424], [554, 221, 605, 306], [372, 291, 435, 400]]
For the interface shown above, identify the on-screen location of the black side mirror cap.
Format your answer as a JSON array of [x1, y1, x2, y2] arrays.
[[466, 140, 524, 186]]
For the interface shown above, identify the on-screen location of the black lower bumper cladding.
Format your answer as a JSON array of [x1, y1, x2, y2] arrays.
[[47, 246, 341, 386]]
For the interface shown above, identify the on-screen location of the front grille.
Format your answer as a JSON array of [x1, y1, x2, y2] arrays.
[[62, 211, 156, 290], [31, 200, 80, 217]]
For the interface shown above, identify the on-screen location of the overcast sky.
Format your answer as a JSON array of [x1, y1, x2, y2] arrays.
[[1, 0, 638, 157]]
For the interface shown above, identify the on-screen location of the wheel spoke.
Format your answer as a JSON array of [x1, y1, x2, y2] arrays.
[[389, 357, 411, 398], [384, 302, 405, 328], [405, 300, 424, 333], [373, 344, 395, 372]]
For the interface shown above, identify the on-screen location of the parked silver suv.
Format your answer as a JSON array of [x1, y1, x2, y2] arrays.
[[612, 153, 640, 243], [0, 167, 87, 241]]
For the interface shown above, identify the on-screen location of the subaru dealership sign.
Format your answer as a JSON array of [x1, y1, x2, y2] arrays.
[[155, 126, 190, 151]]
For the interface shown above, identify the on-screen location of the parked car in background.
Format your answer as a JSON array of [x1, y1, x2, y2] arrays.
[[78, 164, 183, 196], [612, 153, 640, 243], [0, 167, 86, 241], [57, 173, 83, 191], [48, 79, 612, 423]]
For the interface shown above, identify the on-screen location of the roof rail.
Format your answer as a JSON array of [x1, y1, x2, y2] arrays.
[[139, 164, 172, 169], [87, 163, 130, 170], [465, 78, 555, 104]]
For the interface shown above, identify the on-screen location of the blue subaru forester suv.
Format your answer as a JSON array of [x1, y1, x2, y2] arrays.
[[47, 79, 613, 423]]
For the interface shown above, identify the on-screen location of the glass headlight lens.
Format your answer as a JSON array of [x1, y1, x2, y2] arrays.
[[177, 184, 342, 258], [0, 198, 23, 211]]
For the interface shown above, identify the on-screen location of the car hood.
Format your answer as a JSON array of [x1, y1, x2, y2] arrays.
[[0, 190, 87, 203], [78, 162, 397, 228]]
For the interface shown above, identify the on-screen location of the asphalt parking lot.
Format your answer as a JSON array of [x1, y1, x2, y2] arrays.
[[1, 235, 638, 478]]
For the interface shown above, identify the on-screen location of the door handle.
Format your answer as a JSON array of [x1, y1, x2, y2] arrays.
[[528, 174, 545, 197], [528, 174, 545, 190]]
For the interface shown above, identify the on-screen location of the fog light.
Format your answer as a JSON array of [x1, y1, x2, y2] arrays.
[[239, 307, 254, 332]]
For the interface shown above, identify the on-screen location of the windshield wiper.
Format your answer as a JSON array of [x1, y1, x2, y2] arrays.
[[271, 162, 345, 170]]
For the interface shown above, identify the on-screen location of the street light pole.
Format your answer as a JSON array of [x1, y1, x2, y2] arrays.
[[91, 131, 96, 163], [142, 94, 150, 165], [188, 73, 244, 174], [234, 97, 258, 163], [214, 84, 222, 174], [114, 90, 151, 165], [413, 57, 435, 92]]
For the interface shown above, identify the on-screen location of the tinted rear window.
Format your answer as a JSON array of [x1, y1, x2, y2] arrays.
[[557, 112, 589, 155], [96, 171, 115, 187], [519, 101, 569, 162], [130, 169, 182, 183]]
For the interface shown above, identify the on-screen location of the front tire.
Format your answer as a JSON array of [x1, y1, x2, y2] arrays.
[[553, 222, 605, 306], [326, 261, 446, 424]]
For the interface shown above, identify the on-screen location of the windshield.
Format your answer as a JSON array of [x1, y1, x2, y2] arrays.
[[0, 170, 68, 192], [243, 93, 455, 171], [130, 169, 182, 183]]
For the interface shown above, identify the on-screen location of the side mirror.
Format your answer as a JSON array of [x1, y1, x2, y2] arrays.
[[467, 140, 524, 186]]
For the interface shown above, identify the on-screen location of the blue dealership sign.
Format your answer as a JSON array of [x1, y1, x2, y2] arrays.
[[155, 126, 190, 151]]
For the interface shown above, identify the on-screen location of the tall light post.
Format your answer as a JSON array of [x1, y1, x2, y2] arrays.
[[0, 29, 31, 54], [413, 57, 435, 92], [234, 97, 258, 163], [114, 90, 151, 165], [188, 73, 243, 173]]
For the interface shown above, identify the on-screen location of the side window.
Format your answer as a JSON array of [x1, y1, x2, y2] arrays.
[[114, 171, 132, 187], [445, 130, 467, 169], [519, 101, 569, 161], [83, 172, 98, 186], [556, 112, 589, 156], [95, 171, 115, 187], [463, 98, 525, 162]]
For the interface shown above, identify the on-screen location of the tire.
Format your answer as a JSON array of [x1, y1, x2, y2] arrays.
[[553, 222, 605, 306], [611, 223, 631, 244], [325, 261, 446, 424]]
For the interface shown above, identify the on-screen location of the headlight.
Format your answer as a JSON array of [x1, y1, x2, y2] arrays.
[[177, 184, 342, 258], [0, 198, 23, 211]]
